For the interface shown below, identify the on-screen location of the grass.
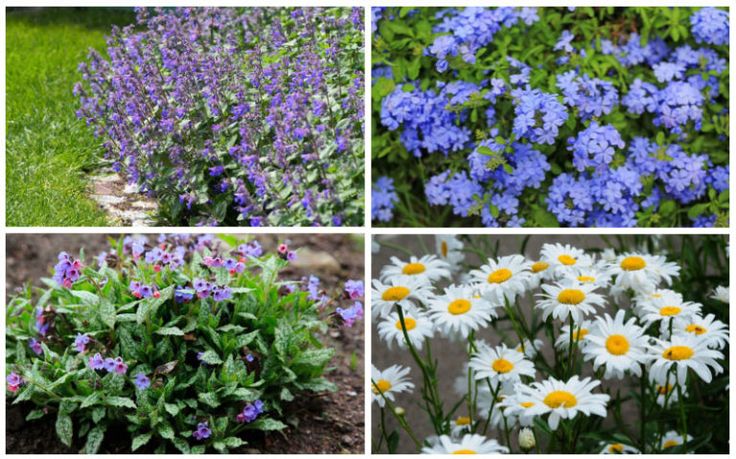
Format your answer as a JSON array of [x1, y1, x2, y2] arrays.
[[6, 7, 136, 226]]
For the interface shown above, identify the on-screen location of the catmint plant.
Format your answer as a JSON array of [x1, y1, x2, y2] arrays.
[[6, 235, 363, 453], [75, 7, 364, 226]]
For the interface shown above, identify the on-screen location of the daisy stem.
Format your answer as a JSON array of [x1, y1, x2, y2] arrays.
[[482, 379, 499, 436], [397, 306, 444, 430], [640, 365, 647, 452], [676, 378, 688, 453], [502, 415, 512, 453], [467, 332, 477, 428], [566, 315, 576, 378], [378, 407, 388, 452]]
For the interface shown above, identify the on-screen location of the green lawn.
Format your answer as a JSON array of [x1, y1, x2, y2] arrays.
[[6, 8, 136, 226]]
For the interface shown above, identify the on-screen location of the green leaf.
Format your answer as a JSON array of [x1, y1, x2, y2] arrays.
[[81, 391, 102, 408], [156, 326, 184, 336], [132, 432, 153, 451], [687, 203, 710, 219], [164, 403, 180, 416], [245, 417, 287, 431], [25, 409, 45, 421], [198, 350, 223, 365], [84, 425, 106, 454], [293, 348, 334, 368], [171, 436, 191, 453], [158, 421, 175, 440], [70, 290, 99, 305], [198, 392, 220, 408], [105, 396, 137, 409], [55, 413, 73, 447], [223, 437, 245, 448], [100, 299, 116, 329], [92, 407, 106, 424]]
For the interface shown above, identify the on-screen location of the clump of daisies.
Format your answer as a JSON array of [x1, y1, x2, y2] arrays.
[[372, 236, 729, 454]]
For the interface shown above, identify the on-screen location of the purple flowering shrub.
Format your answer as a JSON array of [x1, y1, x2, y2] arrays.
[[76, 7, 364, 226], [6, 235, 364, 453], [372, 7, 729, 227]]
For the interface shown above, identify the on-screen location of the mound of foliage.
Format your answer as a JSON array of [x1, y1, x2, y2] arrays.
[[6, 235, 364, 453], [76, 7, 364, 226], [371, 7, 729, 227]]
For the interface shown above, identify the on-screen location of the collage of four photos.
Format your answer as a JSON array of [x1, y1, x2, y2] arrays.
[[4, 4, 731, 455]]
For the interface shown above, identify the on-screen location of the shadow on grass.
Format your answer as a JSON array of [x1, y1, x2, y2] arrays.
[[7, 7, 137, 31]]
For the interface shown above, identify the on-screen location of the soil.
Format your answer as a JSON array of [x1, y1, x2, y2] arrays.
[[6, 233, 365, 454]]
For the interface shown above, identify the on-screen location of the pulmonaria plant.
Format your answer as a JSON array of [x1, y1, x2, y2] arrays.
[[75, 7, 364, 226], [6, 235, 363, 453], [372, 7, 729, 227]]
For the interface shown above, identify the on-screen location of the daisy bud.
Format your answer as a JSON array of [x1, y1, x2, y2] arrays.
[[394, 406, 405, 417], [519, 427, 535, 452]]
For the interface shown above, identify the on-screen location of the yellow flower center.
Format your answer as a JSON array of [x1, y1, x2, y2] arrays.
[[573, 328, 589, 341], [448, 299, 472, 315], [487, 268, 512, 284], [455, 416, 471, 426], [543, 390, 577, 408], [492, 358, 514, 374], [520, 401, 535, 408], [663, 440, 679, 449], [608, 443, 624, 454], [663, 345, 694, 361], [557, 289, 586, 305], [558, 254, 576, 265], [441, 241, 448, 258], [656, 384, 673, 395], [659, 306, 681, 316], [382, 286, 410, 302], [395, 317, 416, 331], [372, 379, 392, 394], [452, 450, 476, 454], [605, 334, 630, 355], [531, 261, 549, 273], [577, 275, 595, 283], [651, 293, 662, 298], [402, 262, 426, 275], [620, 256, 646, 271], [685, 324, 707, 335]]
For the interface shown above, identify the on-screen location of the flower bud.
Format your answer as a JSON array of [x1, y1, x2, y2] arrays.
[[394, 406, 405, 417], [519, 427, 535, 452]]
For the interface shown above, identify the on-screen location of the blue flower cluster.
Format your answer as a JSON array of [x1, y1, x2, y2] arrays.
[[372, 7, 728, 227]]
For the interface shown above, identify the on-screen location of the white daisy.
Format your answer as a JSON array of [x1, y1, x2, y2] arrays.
[[427, 285, 497, 339], [435, 235, 465, 273], [377, 310, 434, 350], [599, 442, 640, 454], [371, 277, 434, 319], [371, 364, 414, 407], [563, 265, 612, 290], [711, 286, 729, 303], [648, 334, 724, 385], [421, 434, 509, 454], [673, 313, 729, 350], [381, 255, 451, 284], [526, 259, 555, 289], [582, 310, 649, 380], [660, 430, 692, 450], [469, 255, 532, 303], [608, 252, 680, 293], [637, 290, 701, 326], [449, 415, 473, 437], [536, 280, 606, 322], [654, 377, 687, 408], [469, 343, 535, 387], [496, 387, 539, 427], [555, 319, 595, 350], [514, 338, 543, 359], [632, 288, 681, 316], [516, 376, 610, 430], [540, 243, 594, 279]]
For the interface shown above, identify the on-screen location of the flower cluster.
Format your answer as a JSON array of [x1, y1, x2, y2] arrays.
[[371, 235, 728, 453], [6, 234, 360, 453], [75, 7, 364, 226], [53, 251, 83, 288], [372, 7, 729, 227]]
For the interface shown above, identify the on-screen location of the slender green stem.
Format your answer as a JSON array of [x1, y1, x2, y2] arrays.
[[676, 376, 688, 453], [640, 365, 647, 452], [372, 379, 422, 449], [566, 315, 575, 378], [377, 407, 388, 452]]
